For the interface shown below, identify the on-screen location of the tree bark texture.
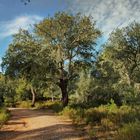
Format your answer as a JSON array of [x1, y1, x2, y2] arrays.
[[31, 86, 36, 107], [59, 78, 68, 107]]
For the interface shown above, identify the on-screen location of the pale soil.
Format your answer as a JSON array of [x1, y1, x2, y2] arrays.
[[0, 108, 88, 140]]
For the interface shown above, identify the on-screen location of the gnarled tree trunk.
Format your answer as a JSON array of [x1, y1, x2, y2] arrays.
[[30, 86, 36, 107], [59, 78, 68, 107]]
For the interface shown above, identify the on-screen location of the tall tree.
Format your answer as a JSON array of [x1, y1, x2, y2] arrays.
[[35, 12, 101, 106]]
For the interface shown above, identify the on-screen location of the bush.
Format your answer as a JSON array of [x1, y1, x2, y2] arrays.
[[18, 100, 32, 108], [115, 105, 140, 124], [61, 107, 75, 116], [106, 105, 140, 125], [61, 101, 140, 140], [85, 108, 107, 124], [17, 100, 63, 112], [0, 108, 10, 128], [87, 127, 97, 139], [101, 118, 114, 131], [114, 121, 140, 140], [90, 101, 140, 125], [61, 107, 85, 124], [4, 97, 16, 107], [35, 102, 46, 109], [45, 101, 63, 113]]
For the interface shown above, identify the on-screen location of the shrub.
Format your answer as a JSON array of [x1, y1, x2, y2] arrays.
[[101, 118, 114, 131], [17, 100, 63, 111], [18, 100, 32, 108], [45, 101, 63, 113], [61, 101, 140, 139], [94, 102, 140, 125], [4, 97, 16, 107], [87, 128, 97, 139], [116, 106, 139, 124], [61, 107, 75, 116], [0, 108, 10, 128], [35, 102, 46, 109], [107, 105, 140, 125], [70, 108, 85, 124], [61, 107, 85, 124], [114, 121, 140, 140], [85, 108, 107, 124]]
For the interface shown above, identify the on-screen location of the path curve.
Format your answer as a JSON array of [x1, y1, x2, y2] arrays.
[[0, 108, 88, 140]]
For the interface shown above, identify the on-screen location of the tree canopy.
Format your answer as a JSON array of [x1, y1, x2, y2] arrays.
[[2, 12, 101, 106]]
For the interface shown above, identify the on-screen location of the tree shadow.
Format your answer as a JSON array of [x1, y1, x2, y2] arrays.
[[5, 121, 26, 126], [0, 108, 89, 140], [9, 108, 56, 120], [0, 123, 88, 140]]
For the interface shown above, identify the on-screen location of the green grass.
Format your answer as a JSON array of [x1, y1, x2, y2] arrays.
[[60, 102, 140, 139], [114, 121, 140, 140]]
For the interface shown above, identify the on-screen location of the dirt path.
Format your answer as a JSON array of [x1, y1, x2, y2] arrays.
[[0, 108, 88, 140]]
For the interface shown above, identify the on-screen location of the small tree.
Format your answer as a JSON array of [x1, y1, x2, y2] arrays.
[[2, 29, 42, 106]]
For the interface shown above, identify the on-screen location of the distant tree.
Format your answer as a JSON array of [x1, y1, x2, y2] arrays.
[[2, 29, 42, 106], [105, 22, 140, 85], [101, 22, 140, 104]]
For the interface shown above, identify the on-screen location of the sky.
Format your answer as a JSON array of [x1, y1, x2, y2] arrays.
[[0, 0, 140, 69]]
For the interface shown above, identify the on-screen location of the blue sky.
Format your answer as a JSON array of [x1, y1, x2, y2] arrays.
[[0, 0, 140, 66], [0, 0, 67, 62]]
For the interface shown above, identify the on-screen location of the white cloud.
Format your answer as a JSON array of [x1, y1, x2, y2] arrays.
[[68, 0, 140, 35], [0, 15, 43, 39]]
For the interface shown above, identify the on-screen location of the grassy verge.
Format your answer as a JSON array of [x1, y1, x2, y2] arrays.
[[60, 101, 140, 140], [114, 121, 140, 140]]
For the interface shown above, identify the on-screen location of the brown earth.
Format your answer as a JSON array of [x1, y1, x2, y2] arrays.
[[0, 108, 88, 140]]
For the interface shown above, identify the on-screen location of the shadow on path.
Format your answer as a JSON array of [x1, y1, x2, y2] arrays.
[[0, 123, 87, 140], [0, 108, 88, 140]]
